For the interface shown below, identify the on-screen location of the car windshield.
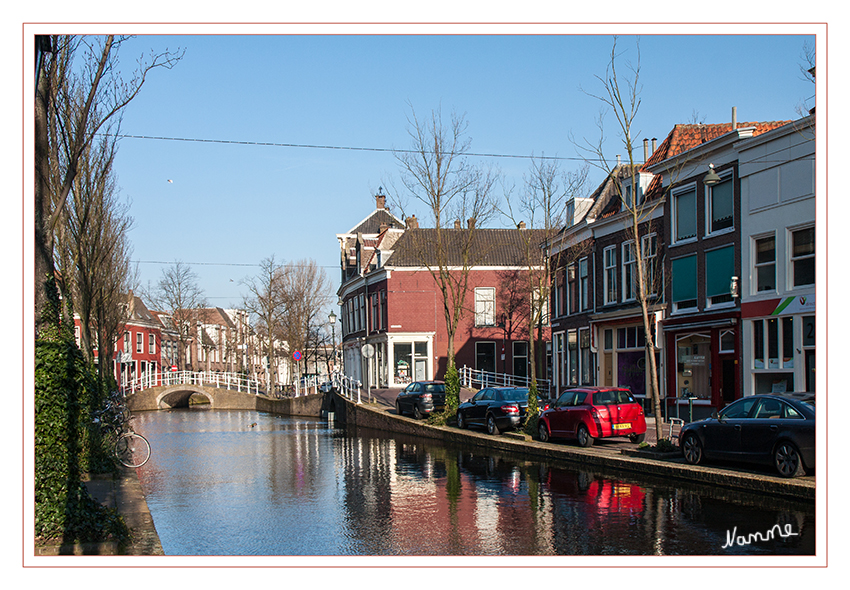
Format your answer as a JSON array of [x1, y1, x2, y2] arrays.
[[593, 390, 635, 405], [423, 384, 445, 393], [498, 388, 530, 402]]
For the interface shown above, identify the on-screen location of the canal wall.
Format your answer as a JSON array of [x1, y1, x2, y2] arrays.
[[329, 392, 815, 502]]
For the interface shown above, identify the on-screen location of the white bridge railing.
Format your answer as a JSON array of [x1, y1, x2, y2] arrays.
[[459, 366, 551, 394], [121, 369, 365, 402]]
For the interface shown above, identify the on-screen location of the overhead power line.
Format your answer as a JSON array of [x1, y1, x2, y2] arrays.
[[108, 133, 585, 161]]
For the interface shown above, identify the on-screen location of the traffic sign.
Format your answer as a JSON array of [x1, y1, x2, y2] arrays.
[[293, 350, 302, 361]]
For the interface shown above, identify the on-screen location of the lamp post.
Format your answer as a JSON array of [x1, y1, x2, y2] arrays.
[[328, 310, 337, 377]]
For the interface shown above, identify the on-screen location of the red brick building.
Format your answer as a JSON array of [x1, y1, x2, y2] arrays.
[[337, 194, 551, 389]]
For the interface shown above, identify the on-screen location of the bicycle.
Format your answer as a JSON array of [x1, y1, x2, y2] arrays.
[[93, 396, 151, 468]]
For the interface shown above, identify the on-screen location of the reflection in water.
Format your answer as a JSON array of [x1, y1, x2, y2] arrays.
[[133, 409, 814, 556]]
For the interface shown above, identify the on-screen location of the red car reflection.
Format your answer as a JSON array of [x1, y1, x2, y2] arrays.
[[538, 387, 647, 446]]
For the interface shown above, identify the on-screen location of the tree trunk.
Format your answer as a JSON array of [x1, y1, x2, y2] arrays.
[[34, 55, 56, 335]]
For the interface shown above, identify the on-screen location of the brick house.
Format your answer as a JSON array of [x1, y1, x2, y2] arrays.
[[337, 194, 551, 390], [74, 292, 163, 387], [645, 119, 790, 420]]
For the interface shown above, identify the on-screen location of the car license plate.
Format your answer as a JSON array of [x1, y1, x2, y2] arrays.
[[613, 423, 630, 430]]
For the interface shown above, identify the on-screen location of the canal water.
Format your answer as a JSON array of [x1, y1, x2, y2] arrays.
[[133, 408, 815, 556]]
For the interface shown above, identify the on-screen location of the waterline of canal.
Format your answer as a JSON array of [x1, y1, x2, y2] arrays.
[[133, 408, 815, 557]]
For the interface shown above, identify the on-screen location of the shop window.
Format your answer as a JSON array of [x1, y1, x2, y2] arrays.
[[672, 254, 698, 312], [676, 333, 711, 399], [474, 287, 496, 326], [394, 343, 412, 384], [791, 226, 815, 287], [580, 328, 593, 385], [754, 235, 776, 292], [568, 330, 578, 385], [803, 315, 815, 392], [706, 245, 735, 307], [707, 175, 734, 234], [603, 246, 617, 304], [673, 185, 697, 242]]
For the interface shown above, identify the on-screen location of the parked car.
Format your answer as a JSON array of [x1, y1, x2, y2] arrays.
[[537, 387, 647, 447], [395, 381, 446, 419], [456, 387, 548, 435], [678, 393, 815, 478]]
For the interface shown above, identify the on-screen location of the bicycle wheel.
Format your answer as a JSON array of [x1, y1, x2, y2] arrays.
[[115, 432, 151, 468]]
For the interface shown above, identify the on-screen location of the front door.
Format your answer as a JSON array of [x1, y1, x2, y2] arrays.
[[476, 341, 496, 375]]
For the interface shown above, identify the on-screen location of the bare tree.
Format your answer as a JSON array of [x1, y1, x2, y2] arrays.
[[279, 259, 332, 379], [149, 261, 207, 371], [391, 106, 498, 411], [241, 255, 289, 389], [35, 35, 182, 334], [502, 158, 589, 404], [576, 37, 667, 441]]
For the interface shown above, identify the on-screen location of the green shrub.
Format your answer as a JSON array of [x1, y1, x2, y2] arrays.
[[654, 438, 677, 453], [444, 365, 460, 414]]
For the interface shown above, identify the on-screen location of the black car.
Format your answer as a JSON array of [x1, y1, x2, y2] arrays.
[[395, 381, 446, 419], [679, 393, 815, 478], [456, 387, 547, 435]]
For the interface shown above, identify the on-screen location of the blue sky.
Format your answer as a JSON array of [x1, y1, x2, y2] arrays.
[[28, 28, 820, 310]]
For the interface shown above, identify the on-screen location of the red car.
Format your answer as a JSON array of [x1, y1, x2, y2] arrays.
[[537, 387, 647, 446]]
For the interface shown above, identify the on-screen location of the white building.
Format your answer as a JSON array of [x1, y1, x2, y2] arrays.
[[739, 115, 816, 395]]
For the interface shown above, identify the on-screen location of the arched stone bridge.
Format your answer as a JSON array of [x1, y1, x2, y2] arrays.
[[125, 383, 326, 416]]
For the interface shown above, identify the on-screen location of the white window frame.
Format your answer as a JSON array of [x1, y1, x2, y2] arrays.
[[474, 287, 496, 327], [622, 241, 636, 302], [753, 232, 777, 294], [578, 257, 589, 311], [603, 245, 617, 305], [789, 225, 815, 289], [641, 233, 658, 297], [672, 182, 698, 244], [149, 333, 156, 355], [136, 332, 143, 354]]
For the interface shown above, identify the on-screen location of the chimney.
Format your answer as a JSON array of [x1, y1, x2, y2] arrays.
[[732, 106, 737, 130], [518, 221, 526, 230], [379, 222, 389, 234], [652, 138, 657, 153], [406, 215, 419, 229], [454, 219, 461, 229], [376, 193, 386, 210], [643, 138, 649, 163], [616, 155, 621, 166], [468, 217, 476, 229]]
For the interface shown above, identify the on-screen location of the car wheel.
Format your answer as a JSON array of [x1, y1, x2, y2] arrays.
[[413, 405, 423, 420], [629, 433, 646, 444], [681, 433, 703, 465], [774, 441, 805, 478], [487, 414, 500, 436], [577, 424, 593, 447], [457, 411, 466, 429], [396, 401, 404, 417], [538, 422, 550, 443]]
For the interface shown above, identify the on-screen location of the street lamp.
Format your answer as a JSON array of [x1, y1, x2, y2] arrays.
[[703, 163, 721, 186], [328, 310, 337, 375]]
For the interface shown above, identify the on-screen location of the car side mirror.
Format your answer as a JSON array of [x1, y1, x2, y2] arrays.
[[711, 410, 722, 422]]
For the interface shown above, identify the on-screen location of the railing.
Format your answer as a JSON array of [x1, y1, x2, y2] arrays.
[[121, 370, 263, 396], [335, 373, 363, 404], [459, 366, 551, 394]]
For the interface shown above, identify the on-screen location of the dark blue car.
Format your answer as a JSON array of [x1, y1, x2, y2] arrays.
[[456, 387, 547, 435], [678, 393, 815, 478]]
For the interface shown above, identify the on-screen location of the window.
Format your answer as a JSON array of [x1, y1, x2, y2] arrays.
[[706, 245, 734, 307], [136, 332, 143, 353], [149, 333, 156, 355], [707, 175, 734, 233], [124, 332, 130, 352], [673, 185, 697, 242], [554, 268, 566, 318], [579, 257, 589, 311], [603, 246, 617, 304], [622, 241, 636, 301], [791, 227, 815, 287], [672, 254, 698, 311], [642, 233, 658, 296], [754, 235, 776, 292], [579, 328, 593, 385], [474, 287, 496, 326], [676, 333, 711, 399], [568, 330, 578, 385], [752, 317, 794, 370], [567, 264, 578, 314], [803, 315, 815, 392]]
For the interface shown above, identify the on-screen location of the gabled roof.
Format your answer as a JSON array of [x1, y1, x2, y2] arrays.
[[385, 228, 551, 268], [643, 121, 791, 169], [345, 208, 405, 236], [585, 164, 642, 221], [196, 307, 237, 330]]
